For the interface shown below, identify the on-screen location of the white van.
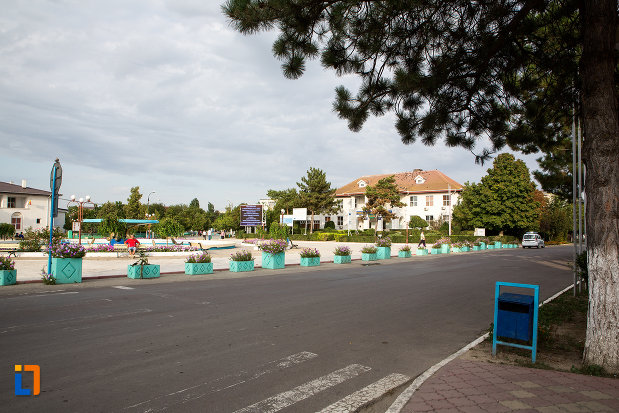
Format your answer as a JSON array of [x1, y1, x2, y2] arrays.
[[522, 232, 545, 248]]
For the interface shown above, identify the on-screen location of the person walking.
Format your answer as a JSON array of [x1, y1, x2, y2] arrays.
[[418, 231, 426, 248]]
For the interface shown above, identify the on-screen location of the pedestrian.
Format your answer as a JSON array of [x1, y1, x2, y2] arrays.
[[125, 234, 140, 257], [418, 231, 426, 248], [207, 229, 212, 240], [220, 230, 225, 240]]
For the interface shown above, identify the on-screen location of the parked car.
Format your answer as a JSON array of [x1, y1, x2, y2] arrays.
[[522, 232, 545, 248]]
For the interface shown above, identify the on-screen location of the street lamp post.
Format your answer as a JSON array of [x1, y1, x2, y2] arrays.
[[68, 195, 95, 245]]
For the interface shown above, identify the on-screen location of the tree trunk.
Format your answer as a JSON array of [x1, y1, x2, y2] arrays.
[[581, 0, 619, 373], [310, 212, 315, 233]]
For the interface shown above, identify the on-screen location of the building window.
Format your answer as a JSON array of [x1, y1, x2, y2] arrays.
[[425, 215, 434, 223], [11, 213, 22, 230], [355, 196, 364, 207], [7, 197, 16, 208], [425, 195, 433, 207], [443, 195, 450, 206], [337, 216, 344, 226], [442, 215, 450, 222], [409, 196, 417, 207], [36, 218, 41, 224], [325, 216, 331, 223]]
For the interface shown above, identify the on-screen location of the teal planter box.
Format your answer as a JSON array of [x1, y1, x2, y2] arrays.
[[473, 245, 480, 251], [494, 241, 502, 249], [51, 257, 83, 284], [451, 247, 461, 253], [334, 255, 351, 264], [0, 270, 17, 286], [362, 253, 377, 261], [431, 248, 441, 254], [230, 260, 254, 272], [127, 264, 160, 279], [262, 252, 285, 269], [416, 248, 428, 256], [461, 246, 470, 252], [398, 250, 412, 258], [440, 244, 451, 254], [480, 242, 486, 249], [487, 244, 495, 249], [300, 257, 320, 267], [185, 262, 213, 275], [376, 247, 391, 259]]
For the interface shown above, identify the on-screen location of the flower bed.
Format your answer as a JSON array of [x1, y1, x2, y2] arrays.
[[229, 250, 255, 272], [47, 243, 87, 258], [375, 236, 392, 247]]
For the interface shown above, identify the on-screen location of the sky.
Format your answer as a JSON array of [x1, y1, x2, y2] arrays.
[[1, 0, 543, 211]]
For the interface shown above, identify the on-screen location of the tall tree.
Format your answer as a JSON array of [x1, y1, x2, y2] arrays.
[[362, 175, 405, 233], [224, 0, 619, 372], [296, 167, 338, 233], [124, 187, 144, 219], [453, 154, 540, 236]]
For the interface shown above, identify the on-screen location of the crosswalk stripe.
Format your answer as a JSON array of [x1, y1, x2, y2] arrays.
[[233, 364, 372, 413], [317, 373, 411, 413], [124, 351, 318, 411], [113, 286, 135, 290]]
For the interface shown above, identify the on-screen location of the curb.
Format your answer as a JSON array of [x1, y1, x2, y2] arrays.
[[386, 283, 575, 413]]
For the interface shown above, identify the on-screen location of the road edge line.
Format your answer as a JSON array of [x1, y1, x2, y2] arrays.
[[385, 283, 575, 413]]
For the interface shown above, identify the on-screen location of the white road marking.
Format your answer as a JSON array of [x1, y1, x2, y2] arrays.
[[113, 286, 135, 290], [233, 364, 371, 413], [124, 351, 318, 411], [318, 373, 410, 413]]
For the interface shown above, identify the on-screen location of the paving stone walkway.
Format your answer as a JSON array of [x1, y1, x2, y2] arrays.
[[400, 358, 619, 412]]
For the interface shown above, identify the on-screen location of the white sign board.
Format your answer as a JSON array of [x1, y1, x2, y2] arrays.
[[292, 208, 307, 221], [282, 215, 293, 227], [72, 221, 81, 231], [474, 228, 486, 236]]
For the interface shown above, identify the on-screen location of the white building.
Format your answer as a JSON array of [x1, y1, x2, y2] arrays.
[[0, 180, 66, 234], [331, 169, 462, 231]]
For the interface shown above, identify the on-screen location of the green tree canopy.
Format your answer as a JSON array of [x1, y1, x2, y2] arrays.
[[124, 187, 144, 219], [267, 188, 300, 214], [533, 137, 574, 202], [153, 217, 184, 238], [453, 153, 540, 236], [408, 216, 428, 230], [296, 167, 338, 233], [539, 196, 573, 242], [362, 175, 405, 232]]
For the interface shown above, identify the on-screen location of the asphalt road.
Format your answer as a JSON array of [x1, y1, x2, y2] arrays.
[[0, 246, 573, 412]]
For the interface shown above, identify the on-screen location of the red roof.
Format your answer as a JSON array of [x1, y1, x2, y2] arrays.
[[336, 170, 462, 196]]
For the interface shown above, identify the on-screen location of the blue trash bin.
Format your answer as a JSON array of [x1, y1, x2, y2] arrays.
[[496, 293, 534, 341]]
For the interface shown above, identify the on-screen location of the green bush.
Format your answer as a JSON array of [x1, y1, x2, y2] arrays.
[[269, 222, 289, 240], [324, 221, 336, 229], [0, 222, 15, 239]]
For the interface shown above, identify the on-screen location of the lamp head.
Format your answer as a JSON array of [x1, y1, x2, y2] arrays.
[[85, 195, 90, 202], [70, 195, 76, 201]]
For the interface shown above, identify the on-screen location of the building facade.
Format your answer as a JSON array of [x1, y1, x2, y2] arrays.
[[331, 169, 463, 231], [0, 180, 66, 233]]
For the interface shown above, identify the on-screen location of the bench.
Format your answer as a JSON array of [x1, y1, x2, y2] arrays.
[[0, 247, 18, 258]]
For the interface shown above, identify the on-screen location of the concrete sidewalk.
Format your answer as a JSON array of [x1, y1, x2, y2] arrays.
[[397, 358, 619, 413]]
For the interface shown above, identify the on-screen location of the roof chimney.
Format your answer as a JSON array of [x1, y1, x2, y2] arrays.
[[22, 179, 27, 188]]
